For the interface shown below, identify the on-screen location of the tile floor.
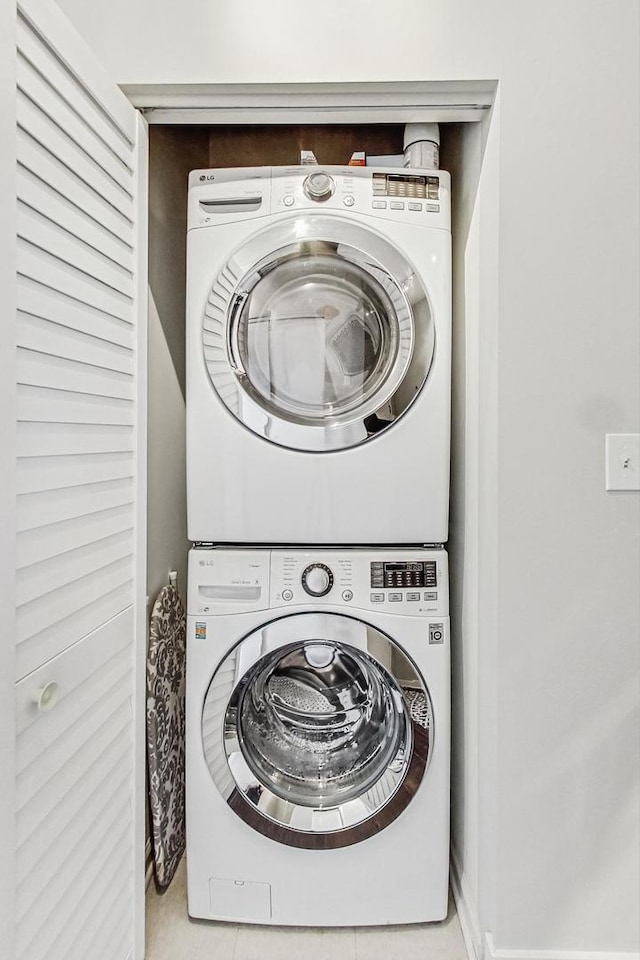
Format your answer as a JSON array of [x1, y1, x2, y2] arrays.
[[145, 858, 469, 960]]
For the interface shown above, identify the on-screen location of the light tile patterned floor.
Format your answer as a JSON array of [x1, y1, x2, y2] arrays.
[[145, 859, 468, 960]]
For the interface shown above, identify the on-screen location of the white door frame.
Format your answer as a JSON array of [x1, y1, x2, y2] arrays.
[[122, 78, 496, 126], [0, 1, 17, 956], [133, 112, 149, 960]]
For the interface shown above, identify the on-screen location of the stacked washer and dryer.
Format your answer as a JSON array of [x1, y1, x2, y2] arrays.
[[185, 164, 452, 925]]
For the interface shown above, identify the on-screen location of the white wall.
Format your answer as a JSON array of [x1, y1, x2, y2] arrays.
[[146, 295, 188, 609], [54, 0, 640, 954], [145, 128, 206, 612]]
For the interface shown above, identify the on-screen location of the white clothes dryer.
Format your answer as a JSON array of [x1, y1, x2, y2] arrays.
[[186, 166, 451, 544], [186, 546, 450, 926]]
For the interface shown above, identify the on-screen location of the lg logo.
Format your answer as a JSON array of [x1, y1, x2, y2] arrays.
[[199, 174, 215, 182]]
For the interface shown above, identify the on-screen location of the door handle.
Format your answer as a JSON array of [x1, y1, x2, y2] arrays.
[[32, 681, 60, 713]]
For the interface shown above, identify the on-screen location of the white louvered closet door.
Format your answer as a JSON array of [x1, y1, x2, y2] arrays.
[[13, 0, 147, 958]]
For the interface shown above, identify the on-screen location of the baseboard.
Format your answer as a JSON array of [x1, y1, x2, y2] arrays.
[[484, 936, 640, 960], [484, 934, 640, 960], [145, 838, 154, 891], [450, 845, 485, 960]]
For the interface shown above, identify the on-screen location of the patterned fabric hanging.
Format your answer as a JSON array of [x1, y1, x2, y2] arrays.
[[147, 583, 186, 888]]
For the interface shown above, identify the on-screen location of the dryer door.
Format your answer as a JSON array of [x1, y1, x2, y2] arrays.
[[202, 217, 435, 451], [201, 613, 432, 848]]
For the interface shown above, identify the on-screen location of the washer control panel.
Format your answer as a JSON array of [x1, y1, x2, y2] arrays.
[[270, 549, 448, 616], [188, 548, 448, 617]]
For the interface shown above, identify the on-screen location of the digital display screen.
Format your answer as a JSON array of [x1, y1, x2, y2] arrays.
[[370, 561, 437, 589], [372, 173, 440, 200]]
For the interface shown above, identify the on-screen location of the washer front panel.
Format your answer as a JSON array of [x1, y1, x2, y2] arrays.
[[202, 216, 434, 452], [201, 613, 433, 848]]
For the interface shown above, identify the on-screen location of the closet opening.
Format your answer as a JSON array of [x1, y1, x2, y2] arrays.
[[143, 105, 499, 929]]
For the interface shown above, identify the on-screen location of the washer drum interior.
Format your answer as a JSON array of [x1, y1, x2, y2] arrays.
[[201, 616, 433, 849]]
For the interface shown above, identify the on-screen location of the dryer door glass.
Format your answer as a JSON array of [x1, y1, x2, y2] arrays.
[[233, 253, 399, 425], [201, 613, 433, 849], [202, 217, 435, 452]]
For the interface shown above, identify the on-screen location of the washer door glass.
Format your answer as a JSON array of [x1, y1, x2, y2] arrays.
[[201, 614, 432, 849], [202, 217, 435, 452]]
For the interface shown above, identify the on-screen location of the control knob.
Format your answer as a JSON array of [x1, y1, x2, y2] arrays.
[[301, 563, 333, 597], [303, 171, 334, 202]]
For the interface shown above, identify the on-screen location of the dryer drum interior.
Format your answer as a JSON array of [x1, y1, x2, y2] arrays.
[[202, 217, 436, 452], [201, 616, 433, 848]]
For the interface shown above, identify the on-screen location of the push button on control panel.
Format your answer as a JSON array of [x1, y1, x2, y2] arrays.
[[282, 589, 293, 601], [370, 593, 384, 602]]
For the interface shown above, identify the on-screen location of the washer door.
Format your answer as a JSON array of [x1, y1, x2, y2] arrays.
[[201, 613, 432, 848], [202, 217, 435, 452]]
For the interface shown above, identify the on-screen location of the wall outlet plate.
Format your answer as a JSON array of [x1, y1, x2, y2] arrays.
[[605, 434, 640, 491]]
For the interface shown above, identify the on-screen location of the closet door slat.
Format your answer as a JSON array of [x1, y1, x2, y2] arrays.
[[17, 2, 136, 143], [18, 313, 134, 375], [17, 273, 134, 349], [18, 238, 133, 325], [17, 348, 135, 400], [16, 451, 135, 496], [16, 556, 134, 654], [18, 202, 135, 299], [17, 477, 135, 532], [16, 530, 135, 609], [16, 55, 134, 196], [17, 166, 134, 273], [16, 581, 134, 682], [17, 91, 134, 222], [17, 422, 135, 459], [17, 128, 135, 249], [16, 15, 134, 168], [17, 384, 135, 427]]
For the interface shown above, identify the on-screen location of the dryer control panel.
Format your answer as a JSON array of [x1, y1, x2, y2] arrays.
[[187, 165, 451, 232]]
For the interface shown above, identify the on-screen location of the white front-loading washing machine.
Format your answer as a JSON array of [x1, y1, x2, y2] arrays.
[[186, 165, 451, 544], [186, 546, 450, 925]]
